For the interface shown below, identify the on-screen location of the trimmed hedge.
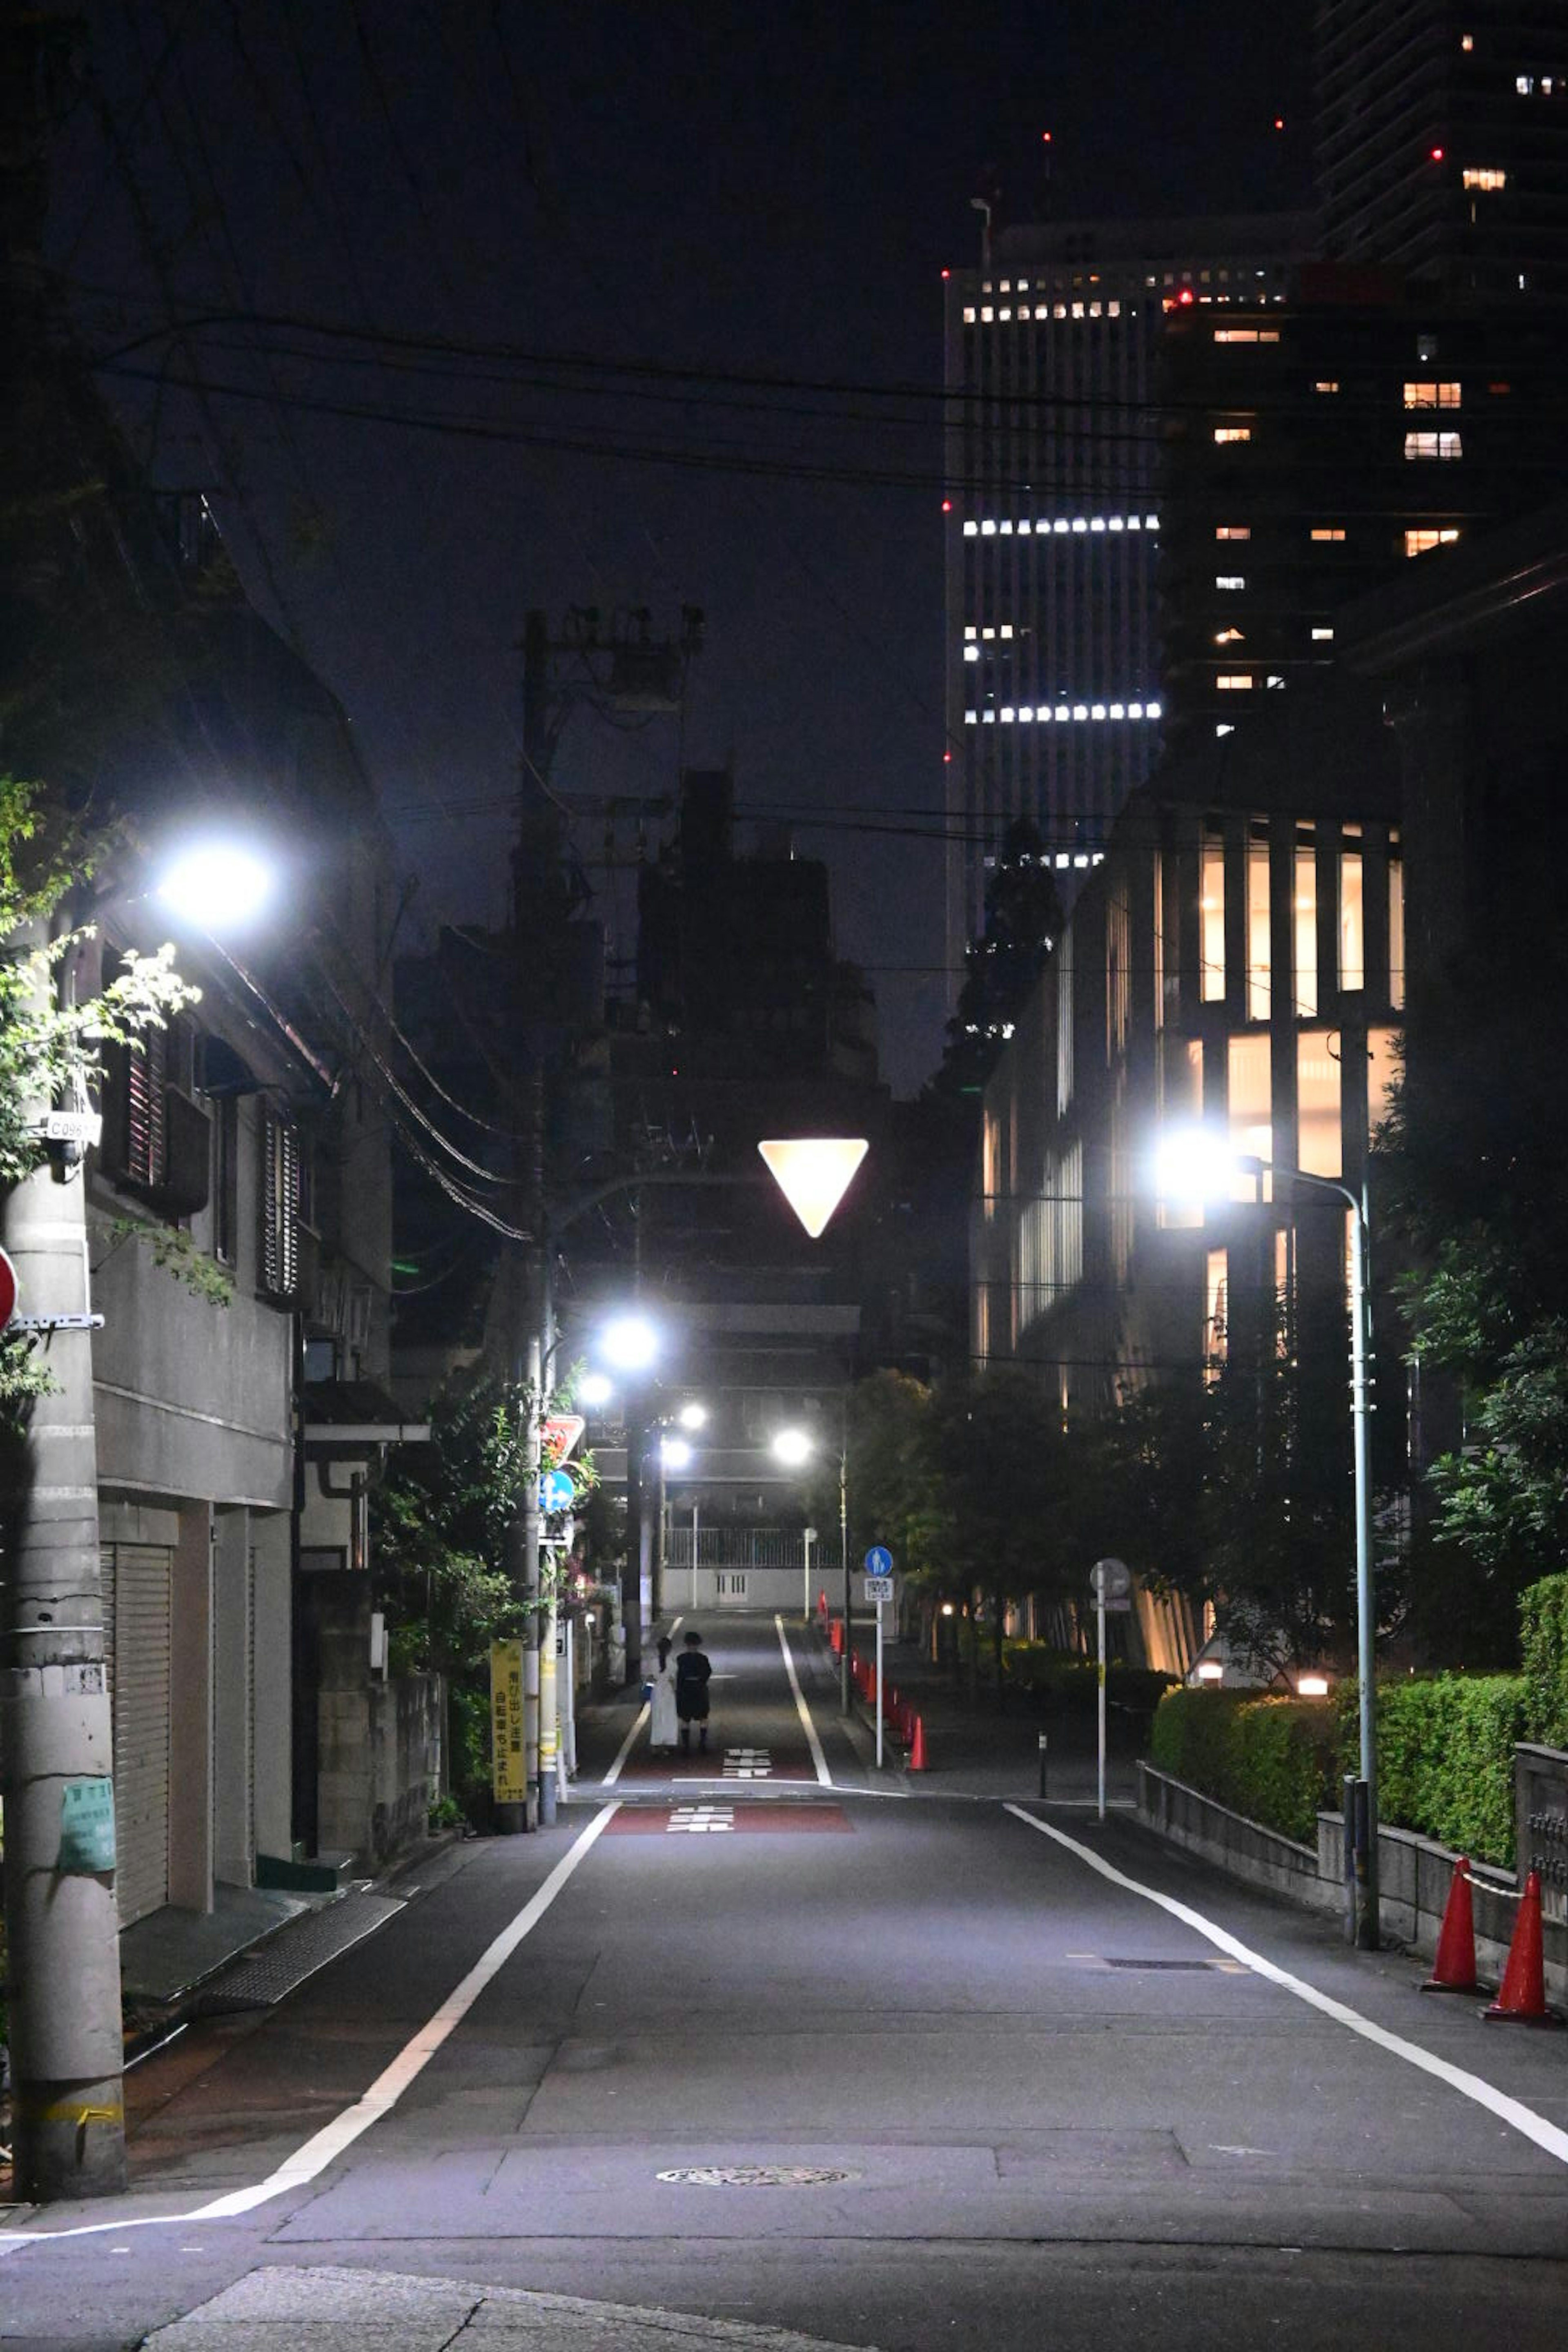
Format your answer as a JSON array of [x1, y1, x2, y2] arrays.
[[1148, 1689, 1339, 1844], [1150, 1672, 1534, 1866], [1519, 1572, 1568, 1749], [1370, 1673, 1530, 1867], [1002, 1640, 1174, 1715]]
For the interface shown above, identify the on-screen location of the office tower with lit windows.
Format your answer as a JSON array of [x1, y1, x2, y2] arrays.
[[1157, 267, 1568, 752], [942, 213, 1311, 993], [1316, 2, 1568, 302]]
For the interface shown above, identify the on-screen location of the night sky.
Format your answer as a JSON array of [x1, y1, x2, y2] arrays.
[[49, 2, 1313, 1094]]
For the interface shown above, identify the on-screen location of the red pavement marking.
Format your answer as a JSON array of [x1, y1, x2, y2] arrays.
[[604, 1804, 850, 1835], [618, 1753, 815, 1784]]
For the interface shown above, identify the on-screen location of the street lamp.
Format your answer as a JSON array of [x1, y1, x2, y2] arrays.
[[155, 838, 276, 932], [677, 1400, 708, 1430], [599, 1311, 660, 1373], [1156, 1122, 1379, 1950], [771, 1417, 852, 1715], [577, 1371, 614, 1408], [660, 1435, 693, 1472]]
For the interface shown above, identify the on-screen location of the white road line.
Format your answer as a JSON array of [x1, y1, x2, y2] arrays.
[[0, 1804, 622, 2252], [1004, 1802, 1568, 2173], [775, 1613, 831, 1786], [601, 1703, 649, 1786]]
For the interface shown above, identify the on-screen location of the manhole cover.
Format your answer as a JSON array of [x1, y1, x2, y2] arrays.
[[656, 2165, 858, 2188]]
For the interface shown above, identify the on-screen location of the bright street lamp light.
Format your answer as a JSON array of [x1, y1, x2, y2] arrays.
[[599, 1312, 659, 1373], [677, 1401, 708, 1430], [660, 1436, 693, 1472], [577, 1371, 614, 1409], [771, 1426, 813, 1468], [156, 839, 276, 933], [1153, 1121, 1379, 1950]]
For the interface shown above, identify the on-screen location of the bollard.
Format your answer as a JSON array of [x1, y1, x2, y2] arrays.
[[1343, 1773, 1371, 1947], [1038, 1731, 1049, 1801]]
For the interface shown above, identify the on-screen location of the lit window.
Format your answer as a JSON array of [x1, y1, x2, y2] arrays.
[[1404, 381, 1462, 407], [1404, 430, 1462, 460], [981, 519, 996, 535], [1200, 837, 1225, 1002], [1072, 704, 1088, 721], [1214, 425, 1252, 443], [1216, 722, 1235, 737], [1109, 299, 1121, 317], [1000, 706, 1015, 723], [1000, 623, 1014, 639], [1294, 838, 1318, 1019], [1146, 700, 1162, 718], [1072, 517, 1088, 533], [963, 520, 978, 537], [1518, 73, 1533, 93], [1462, 167, 1508, 190], [1390, 858, 1405, 1011], [964, 624, 977, 639], [1216, 673, 1254, 690], [1204, 1250, 1228, 1381], [1266, 674, 1285, 688], [1091, 702, 1106, 720], [1216, 574, 1246, 590], [1314, 380, 1341, 394], [964, 710, 978, 724], [1405, 526, 1461, 556], [1147, 515, 1159, 529], [1109, 702, 1125, 719], [982, 625, 995, 639], [964, 646, 980, 662], [1127, 702, 1143, 718], [1000, 519, 1013, 534], [1312, 626, 1334, 641], [1214, 627, 1245, 644], [1229, 1033, 1272, 1191], [1127, 515, 1142, 531], [1298, 1030, 1341, 1178], [1215, 328, 1258, 343], [1247, 838, 1270, 1021], [980, 307, 994, 322], [1109, 516, 1124, 531], [1461, 32, 1474, 52], [1340, 845, 1364, 991], [1310, 527, 1346, 542], [963, 307, 977, 323], [1216, 524, 1251, 541]]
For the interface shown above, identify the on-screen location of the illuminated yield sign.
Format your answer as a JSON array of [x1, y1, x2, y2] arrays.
[[757, 1138, 869, 1240], [542, 1412, 586, 1464]]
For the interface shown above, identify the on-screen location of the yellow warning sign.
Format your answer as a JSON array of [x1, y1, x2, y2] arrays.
[[490, 1639, 527, 1804]]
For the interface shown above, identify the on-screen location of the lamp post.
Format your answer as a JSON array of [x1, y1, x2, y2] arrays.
[[1156, 1127, 1379, 1949], [772, 1405, 851, 1715]]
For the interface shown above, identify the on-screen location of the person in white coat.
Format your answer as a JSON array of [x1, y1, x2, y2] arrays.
[[649, 1634, 679, 1752]]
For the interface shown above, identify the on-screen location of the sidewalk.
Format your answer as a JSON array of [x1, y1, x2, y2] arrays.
[[800, 1613, 1141, 1805]]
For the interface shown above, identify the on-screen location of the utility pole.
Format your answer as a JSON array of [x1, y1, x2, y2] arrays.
[[0, 919, 127, 2200]]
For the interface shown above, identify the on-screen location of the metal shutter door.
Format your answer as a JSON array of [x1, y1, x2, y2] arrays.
[[107, 1543, 172, 1927]]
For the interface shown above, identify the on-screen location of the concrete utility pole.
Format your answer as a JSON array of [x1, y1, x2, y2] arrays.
[[0, 921, 127, 2200]]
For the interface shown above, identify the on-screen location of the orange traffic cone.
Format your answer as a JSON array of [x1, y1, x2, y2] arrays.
[[1481, 1871, 1560, 2025], [1421, 1856, 1478, 1993], [818, 1590, 828, 1622], [829, 1618, 842, 1656], [908, 1714, 928, 1772]]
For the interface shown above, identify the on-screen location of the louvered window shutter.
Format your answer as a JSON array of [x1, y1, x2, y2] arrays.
[[260, 1114, 300, 1300]]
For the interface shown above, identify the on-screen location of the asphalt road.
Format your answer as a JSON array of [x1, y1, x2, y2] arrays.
[[5, 1613, 1568, 2351]]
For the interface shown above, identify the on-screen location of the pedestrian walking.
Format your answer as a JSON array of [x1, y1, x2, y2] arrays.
[[675, 1627, 713, 1755], [649, 1634, 679, 1752]]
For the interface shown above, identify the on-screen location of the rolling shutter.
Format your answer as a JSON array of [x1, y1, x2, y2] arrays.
[[102, 1543, 173, 1928]]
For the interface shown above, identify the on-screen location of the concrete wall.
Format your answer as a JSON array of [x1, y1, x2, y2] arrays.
[[251, 1510, 292, 1865], [1139, 1762, 1567, 2005], [317, 1673, 441, 1866], [662, 1568, 810, 1616]]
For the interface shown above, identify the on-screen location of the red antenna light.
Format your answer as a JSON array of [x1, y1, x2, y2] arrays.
[[943, 749, 953, 764], [941, 498, 953, 513], [1041, 130, 1052, 143], [1430, 144, 1446, 161], [1274, 116, 1285, 131], [1177, 285, 1196, 307], [941, 266, 951, 279]]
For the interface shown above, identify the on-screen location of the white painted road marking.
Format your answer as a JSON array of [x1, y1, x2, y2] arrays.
[[775, 1613, 831, 1785], [1005, 1802, 1568, 2174], [0, 1803, 623, 2251], [668, 1804, 735, 1834]]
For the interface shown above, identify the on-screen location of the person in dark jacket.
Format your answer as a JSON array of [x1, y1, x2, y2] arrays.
[[675, 1628, 712, 1754]]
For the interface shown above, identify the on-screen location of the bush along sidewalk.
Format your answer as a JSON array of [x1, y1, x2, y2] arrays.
[[1146, 1566, 1568, 1866]]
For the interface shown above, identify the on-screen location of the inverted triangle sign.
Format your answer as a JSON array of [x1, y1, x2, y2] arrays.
[[757, 1138, 868, 1239]]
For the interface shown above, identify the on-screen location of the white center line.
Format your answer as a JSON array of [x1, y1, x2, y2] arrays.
[[1004, 1802, 1568, 2173], [775, 1613, 831, 1786]]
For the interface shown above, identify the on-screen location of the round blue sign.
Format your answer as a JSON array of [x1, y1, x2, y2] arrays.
[[864, 1545, 893, 1577], [540, 1468, 575, 1515]]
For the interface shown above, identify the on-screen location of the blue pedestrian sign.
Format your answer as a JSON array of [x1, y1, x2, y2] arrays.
[[540, 1468, 575, 1515], [864, 1545, 893, 1577]]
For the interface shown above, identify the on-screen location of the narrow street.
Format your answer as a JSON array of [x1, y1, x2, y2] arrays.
[[5, 1617, 1568, 2350]]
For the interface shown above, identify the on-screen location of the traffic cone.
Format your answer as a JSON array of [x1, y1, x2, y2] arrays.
[[1481, 1871, 1559, 2025], [1421, 1857, 1478, 1993], [829, 1618, 842, 1656], [909, 1714, 928, 1772], [818, 1590, 828, 1623]]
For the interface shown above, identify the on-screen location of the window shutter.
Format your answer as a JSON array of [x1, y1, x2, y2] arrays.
[[260, 1114, 300, 1300], [123, 1028, 169, 1189]]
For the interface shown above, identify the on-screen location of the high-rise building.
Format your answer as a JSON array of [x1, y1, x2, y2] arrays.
[[942, 212, 1311, 994], [1316, 1, 1568, 302], [1157, 265, 1568, 752]]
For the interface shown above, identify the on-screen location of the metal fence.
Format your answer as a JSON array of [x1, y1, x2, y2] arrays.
[[664, 1527, 844, 1572]]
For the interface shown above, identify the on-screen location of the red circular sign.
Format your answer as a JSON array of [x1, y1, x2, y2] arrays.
[[0, 1246, 17, 1333]]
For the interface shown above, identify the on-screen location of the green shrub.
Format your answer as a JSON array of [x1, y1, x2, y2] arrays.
[[1149, 1688, 1340, 1843], [1370, 1673, 1529, 1867], [1003, 1640, 1174, 1715], [1519, 1572, 1568, 1748]]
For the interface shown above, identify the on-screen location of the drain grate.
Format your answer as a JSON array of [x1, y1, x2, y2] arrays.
[[1102, 1956, 1246, 1973], [656, 2165, 858, 2188], [192, 1891, 405, 2013]]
